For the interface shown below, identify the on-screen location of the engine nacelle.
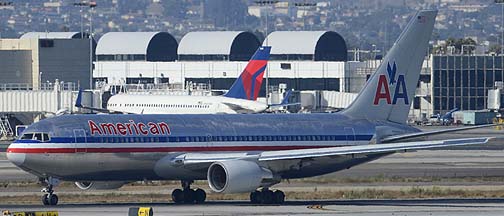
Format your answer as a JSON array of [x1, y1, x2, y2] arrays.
[[207, 160, 274, 193], [74, 181, 127, 190]]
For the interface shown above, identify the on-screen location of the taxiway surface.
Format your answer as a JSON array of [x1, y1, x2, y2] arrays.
[[3, 199, 504, 216]]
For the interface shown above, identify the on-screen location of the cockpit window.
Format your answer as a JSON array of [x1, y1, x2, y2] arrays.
[[20, 133, 33, 140], [33, 133, 42, 141], [19, 133, 50, 142], [42, 133, 50, 142]]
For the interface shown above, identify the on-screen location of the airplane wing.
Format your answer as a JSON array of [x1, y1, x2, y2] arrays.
[[258, 137, 490, 161], [380, 124, 497, 143], [178, 137, 491, 166]]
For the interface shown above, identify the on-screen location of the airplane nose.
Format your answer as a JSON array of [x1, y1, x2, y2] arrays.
[[6, 147, 26, 167]]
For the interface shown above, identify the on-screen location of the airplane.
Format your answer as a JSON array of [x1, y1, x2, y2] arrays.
[[76, 46, 281, 114], [429, 108, 459, 125], [6, 10, 493, 206]]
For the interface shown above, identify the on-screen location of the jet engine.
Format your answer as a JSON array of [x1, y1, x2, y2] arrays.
[[74, 181, 127, 190], [207, 160, 274, 193]]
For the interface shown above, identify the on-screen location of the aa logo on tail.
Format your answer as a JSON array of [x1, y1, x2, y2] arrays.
[[373, 62, 409, 105]]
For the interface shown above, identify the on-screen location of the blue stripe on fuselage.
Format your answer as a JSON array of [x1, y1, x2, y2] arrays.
[[15, 134, 374, 144]]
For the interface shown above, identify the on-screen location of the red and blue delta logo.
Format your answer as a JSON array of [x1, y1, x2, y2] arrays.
[[373, 61, 409, 105]]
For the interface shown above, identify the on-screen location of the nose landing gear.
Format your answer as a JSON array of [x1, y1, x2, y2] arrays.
[[41, 177, 60, 206]]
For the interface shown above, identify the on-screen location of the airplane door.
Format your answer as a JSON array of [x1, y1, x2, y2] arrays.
[[344, 127, 356, 145], [206, 133, 213, 148], [73, 129, 87, 153]]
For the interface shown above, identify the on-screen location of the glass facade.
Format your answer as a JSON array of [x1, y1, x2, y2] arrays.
[[432, 55, 504, 114]]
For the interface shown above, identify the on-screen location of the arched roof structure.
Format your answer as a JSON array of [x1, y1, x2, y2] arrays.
[[21, 32, 89, 39], [96, 32, 177, 61], [178, 31, 260, 61], [264, 31, 347, 61]]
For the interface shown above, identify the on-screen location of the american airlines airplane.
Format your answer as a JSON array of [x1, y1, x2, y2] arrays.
[[77, 46, 276, 114], [6, 10, 492, 206]]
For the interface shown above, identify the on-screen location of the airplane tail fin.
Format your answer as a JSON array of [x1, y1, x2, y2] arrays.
[[269, 90, 300, 107], [280, 90, 293, 105], [224, 46, 271, 101], [75, 89, 83, 108], [342, 10, 437, 124]]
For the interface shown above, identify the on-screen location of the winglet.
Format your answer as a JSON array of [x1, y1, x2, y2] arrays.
[[75, 89, 83, 108], [224, 46, 271, 101]]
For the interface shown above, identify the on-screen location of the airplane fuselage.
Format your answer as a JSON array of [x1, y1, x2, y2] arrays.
[[106, 94, 269, 114], [6, 113, 419, 181]]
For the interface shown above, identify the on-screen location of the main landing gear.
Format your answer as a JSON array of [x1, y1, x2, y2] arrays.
[[171, 180, 206, 204], [41, 177, 60, 206], [250, 188, 285, 204]]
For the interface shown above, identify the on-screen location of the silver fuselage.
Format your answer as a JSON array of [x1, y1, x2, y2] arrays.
[[6, 113, 419, 181]]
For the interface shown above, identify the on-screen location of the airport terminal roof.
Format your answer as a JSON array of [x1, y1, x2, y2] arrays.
[[178, 31, 260, 61], [96, 32, 177, 61], [20, 32, 88, 39], [264, 31, 347, 61]]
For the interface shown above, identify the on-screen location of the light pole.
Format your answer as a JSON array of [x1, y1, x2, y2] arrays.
[[74, 1, 96, 90], [39, 72, 43, 90], [254, 1, 278, 102]]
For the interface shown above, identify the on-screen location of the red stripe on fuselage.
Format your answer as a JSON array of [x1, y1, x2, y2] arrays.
[[6, 145, 341, 154]]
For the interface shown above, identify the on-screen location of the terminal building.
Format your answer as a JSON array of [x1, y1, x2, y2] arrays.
[[0, 32, 97, 137], [0, 32, 93, 90], [430, 55, 504, 114], [94, 30, 357, 97]]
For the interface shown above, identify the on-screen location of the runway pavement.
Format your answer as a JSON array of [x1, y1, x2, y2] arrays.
[[3, 199, 504, 216]]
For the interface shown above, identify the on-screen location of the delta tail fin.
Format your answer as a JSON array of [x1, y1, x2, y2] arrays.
[[224, 46, 271, 101], [342, 10, 437, 124]]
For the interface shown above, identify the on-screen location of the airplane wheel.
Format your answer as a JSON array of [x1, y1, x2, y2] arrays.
[[250, 191, 260, 204], [183, 189, 195, 203], [194, 188, 206, 203], [171, 189, 183, 204], [261, 190, 274, 204], [273, 190, 285, 204], [48, 194, 58, 205], [42, 194, 50, 205]]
